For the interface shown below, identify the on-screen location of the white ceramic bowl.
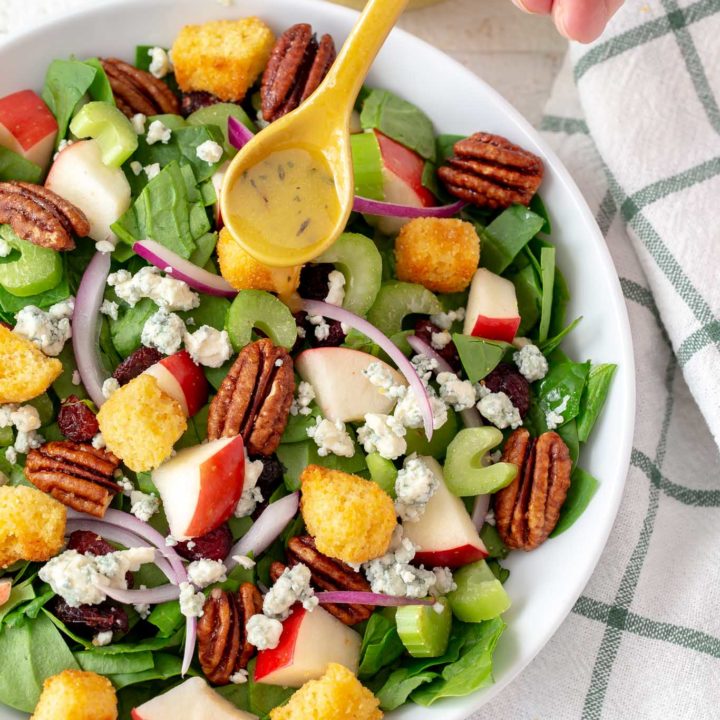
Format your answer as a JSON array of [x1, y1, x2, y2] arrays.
[[0, 1, 635, 717]]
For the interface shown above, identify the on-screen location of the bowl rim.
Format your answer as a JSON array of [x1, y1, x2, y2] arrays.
[[0, 0, 636, 716]]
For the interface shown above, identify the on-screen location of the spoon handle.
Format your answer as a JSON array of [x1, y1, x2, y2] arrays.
[[319, 0, 409, 112]]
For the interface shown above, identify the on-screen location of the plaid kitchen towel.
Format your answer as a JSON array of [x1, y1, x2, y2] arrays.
[[474, 2, 720, 718]]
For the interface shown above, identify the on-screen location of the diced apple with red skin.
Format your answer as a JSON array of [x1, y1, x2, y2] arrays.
[[296, 347, 406, 423], [143, 350, 208, 417], [131, 677, 258, 720], [152, 436, 245, 540], [45, 139, 131, 243], [373, 130, 436, 235], [0, 579, 11, 607], [463, 268, 521, 344], [0, 90, 57, 171], [403, 457, 488, 569], [255, 605, 361, 688]]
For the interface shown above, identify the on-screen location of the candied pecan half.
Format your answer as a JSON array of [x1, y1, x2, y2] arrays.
[[261, 23, 336, 122], [207, 339, 294, 456], [197, 583, 263, 685], [25, 441, 121, 518], [438, 133, 544, 210], [493, 429, 572, 551], [100, 58, 180, 118], [0, 181, 89, 251], [271, 536, 373, 625]]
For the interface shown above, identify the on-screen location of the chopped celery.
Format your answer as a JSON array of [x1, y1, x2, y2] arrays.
[[448, 560, 511, 622], [367, 281, 442, 337], [225, 290, 297, 351], [70, 101, 138, 167], [366, 453, 398, 497], [396, 598, 452, 658]]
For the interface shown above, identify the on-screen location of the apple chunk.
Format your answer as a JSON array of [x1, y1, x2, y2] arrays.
[[0, 90, 57, 171], [255, 606, 361, 688], [0, 579, 11, 607], [296, 347, 406, 423], [131, 677, 257, 720], [152, 436, 245, 540], [463, 268, 521, 343], [143, 350, 208, 417], [403, 457, 488, 569], [45, 139, 131, 243]]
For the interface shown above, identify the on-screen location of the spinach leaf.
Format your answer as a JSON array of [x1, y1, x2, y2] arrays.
[[359, 611, 405, 678], [188, 232, 218, 268], [108, 652, 189, 689], [479, 524, 509, 559], [216, 560, 255, 593], [41, 59, 97, 144], [0, 272, 69, 314], [539, 316, 582, 356], [538, 246, 555, 343], [549, 265, 570, 337], [551, 467, 600, 536], [147, 601, 184, 638], [510, 264, 542, 336], [113, 161, 206, 259], [75, 650, 154, 675], [377, 669, 439, 710], [477, 205, 545, 275], [135, 45, 179, 94], [556, 418, 580, 466], [83, 58, 115, 104], [421, 160, 441, 200], [0, 147, 42, 183], [0, 579, 35, 624], [529, 193, 552, 234], [92, 630, 183, 655], [180, 293, 229, 331], [247, 658, 294, 716], [533, 357, 590, 433], [436, 133, 465, 164], [576, 364, 617, 443], [411, 618, 505, 705], [43, 608, 93, 648], [281, 406, 320, 444], [216, 682, 251, 711], [360, 88, 436, 161], [453, 334, 512, 383], [110, 297, 156, 358], [0, 612, 79, 711], [53, 344, 88, 401]]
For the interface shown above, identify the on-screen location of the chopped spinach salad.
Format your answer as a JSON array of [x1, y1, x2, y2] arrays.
[[0, 15, 616, 720]]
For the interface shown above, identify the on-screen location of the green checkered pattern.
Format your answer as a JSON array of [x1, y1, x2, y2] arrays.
[[475, 2, 720, 718]]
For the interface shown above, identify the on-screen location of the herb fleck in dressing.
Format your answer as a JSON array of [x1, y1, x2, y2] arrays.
[[226, 147, 341, 252]]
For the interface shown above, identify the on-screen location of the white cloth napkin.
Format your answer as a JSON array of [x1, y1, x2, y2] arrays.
[[473, 2, 720, 717]]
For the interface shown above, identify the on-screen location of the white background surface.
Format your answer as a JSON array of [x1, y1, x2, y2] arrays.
[[0, 0, 568, 126]]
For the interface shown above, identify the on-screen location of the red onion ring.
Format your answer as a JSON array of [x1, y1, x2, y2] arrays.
[[226, 493, 300, 571], [228, 116, 255, 150], [471, 494, 491, 530], [354, 196, 466, 219], [302, 300, 434, 440], [103, 584, 181, 604], [133, 240, 236, 298], [72, 251, 111, 407], [317, 591, 434, 606], [406, 334, 483, 430]]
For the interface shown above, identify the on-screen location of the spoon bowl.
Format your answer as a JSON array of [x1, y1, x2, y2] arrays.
[[221, 0, 409, 268]]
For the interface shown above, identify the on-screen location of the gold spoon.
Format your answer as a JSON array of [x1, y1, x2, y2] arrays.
[[221, 0, 409, 268]]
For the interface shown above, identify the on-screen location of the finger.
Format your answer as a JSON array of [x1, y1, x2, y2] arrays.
[[512, 0, 554, 14], [553, 0, 617, 42]]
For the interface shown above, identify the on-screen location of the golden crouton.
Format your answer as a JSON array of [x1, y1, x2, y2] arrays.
[[395, 217, 480, 293], [0, 325, 62, 403], [0, 485, 66, 569], [217, 228, 301, 294], [31, 669, 117, 720], [270, 663, 383, 720], [171, 18, 275, 101], [97, 374, 186, 472], [300, 465, 396, 564]]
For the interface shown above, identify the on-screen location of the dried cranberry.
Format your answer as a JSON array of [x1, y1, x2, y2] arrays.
[[298, 263, 334, 301], [483, 363, 531, 418], [180, 91, 223, 116], [67, 530, 115, 557], [251, 455, 286, 517], [175, 524, 233, 562], [50, 596, 128, 636], [58, 396, 99, 442], [295, 310, 346, 350], [113, 347, 163, 386], [0, 321, 11, 330], [414, 319, 462, 371]]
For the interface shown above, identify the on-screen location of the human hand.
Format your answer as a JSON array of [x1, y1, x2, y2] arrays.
[[511, 0, 625, 43]]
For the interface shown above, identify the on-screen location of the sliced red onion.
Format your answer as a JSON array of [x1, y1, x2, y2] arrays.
[[472, 494, 491, 530], [302, 300, 434, 440], [317, 591, 434, 607], [73, 251, 111, 407], [103, 584, 180, 604], [354, 196, 465, 219], [228, 116, 255, 150], [407, 334, 483, 430], [184, 617, 197, 676], [226, 493, 299, 571], [134, 240, 236, 298]]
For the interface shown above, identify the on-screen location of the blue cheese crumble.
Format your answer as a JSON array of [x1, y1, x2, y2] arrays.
[[147, 47, 172, 79], [234, 453, 264, 518], [477, 390, 522, 430], [108, 266, 199, 312], [141, 309, 186, 355], [324, 270, 346, 307], [545, 394, 570, 430], [514, 343, 549, 383], [246, 614, 283, 650], [394, 454, 439, 522], [129, 490, 160, 522], [290, 381, 315, 416], [196, 140, 224, 164], [437, 372, 476, 411], [357, 413, 407, 460], [146, 119, 172, 145], [184, 325, 233, 367], [306, 417, 355, 458], [186, 559, 228, 589], [179, 581, 206, 618], [13, 298, 74, 356], [263, 563, 317, 620]]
